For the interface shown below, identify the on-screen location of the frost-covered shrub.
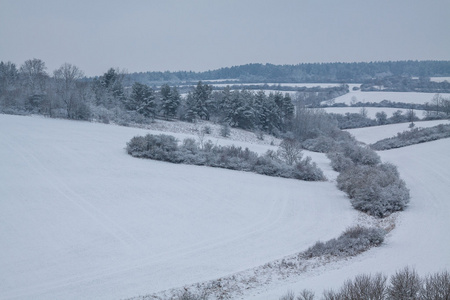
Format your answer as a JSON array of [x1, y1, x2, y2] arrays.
[[337, 163, 410, 217], [326, 151, 355, 172], [127, 134, 326, 181], [302, 226, 385, 258], [277, 268, 450, 300], [252, 154, 286, 177], [388, 267, 422, 300], [177, 290, 209, 300], [297, 290, 315, 300], [302, 135, 336, 153], [279, 290, 295, 300], [293, 156, 326, 181], [338, 141, 381, 166], [420, 270, 450, 299], [126, 134, 180, 162]]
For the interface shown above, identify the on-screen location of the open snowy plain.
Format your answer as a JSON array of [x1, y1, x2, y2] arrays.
[[1, 113, 449, 299]]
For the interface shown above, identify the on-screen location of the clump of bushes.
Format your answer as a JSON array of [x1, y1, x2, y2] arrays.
[[324, 134, 409, 218], [126, 134, 325, 181], [301, 226, 386, 259], [279, 267, 450, 300], [336, 163, 410, 217], [371, 124, 450, 150]]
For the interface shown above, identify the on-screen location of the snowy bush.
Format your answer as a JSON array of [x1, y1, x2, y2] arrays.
[[371, 124, 450, 150], [338, 141, 381, 166], [302, 135, 336, 153], [302, 226, 385, 258], [277, 268, 449, 300], [388, 267, 422, 300], [326, 151, 355, 172], [127, 134, 325, 181], [337, 163, 410, 217], [421, 270, 450, 299]]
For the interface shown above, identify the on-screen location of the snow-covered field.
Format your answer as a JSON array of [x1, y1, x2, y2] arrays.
[[247, 136, 450, 299], [0, 114, 355, 300], [1, 113, 449, 300], [332, 89, 450, 106], [323, 107, 427, 119], [346, 119, 450, 144], [210, 83, 342, 89]]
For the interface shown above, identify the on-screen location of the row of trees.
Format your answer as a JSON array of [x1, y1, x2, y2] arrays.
[[278, 267, 450, 300], [0, 59, 90, 119], [184, 82, 295, 132], [361, 76, 450, 93], [1, 59, 296, 134], [126, 61, 450, 84]]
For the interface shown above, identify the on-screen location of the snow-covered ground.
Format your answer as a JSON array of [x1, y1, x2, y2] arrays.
[[210, 83, 342, 89], [331, 90, 450, 106], [323, 107, 427, 119], [430, 77, 450, 83], [246, 129, 450, 299], [346, 119, 450, 145], [0, 114, 355, 300], [1, 113, 449, 300]]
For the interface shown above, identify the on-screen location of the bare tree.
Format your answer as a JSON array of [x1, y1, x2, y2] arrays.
[[53, 63, 86, 119], [278, 137, 302, 165], [19, 58, 49, 111]]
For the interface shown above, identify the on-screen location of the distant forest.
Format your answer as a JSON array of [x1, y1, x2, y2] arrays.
[[125, 60, 450, 85]]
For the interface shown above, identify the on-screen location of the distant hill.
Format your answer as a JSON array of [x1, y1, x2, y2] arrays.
[[124, 60, 450, 85]]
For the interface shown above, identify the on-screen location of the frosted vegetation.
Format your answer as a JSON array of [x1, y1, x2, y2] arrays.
[[126, 134, 325, 181], [278, 267, 450, 300], [323, 136, 410, 217], [301, 226, 385, 258], [1, 59, 448, 299], [371, 124, 450, 150]]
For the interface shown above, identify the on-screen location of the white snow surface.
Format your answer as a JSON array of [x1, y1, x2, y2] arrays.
[[346, 119, 450, 144], [0, 114, 354, 300], [246, 131, 450, 299], [1, 114, 449, 300], [331, 90, 450, 106]]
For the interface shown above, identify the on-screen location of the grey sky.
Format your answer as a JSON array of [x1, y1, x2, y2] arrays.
[[1, 0, 449, 77]]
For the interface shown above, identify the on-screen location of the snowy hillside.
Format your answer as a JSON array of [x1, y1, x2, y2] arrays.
[[346, 119, 450, 144], [331, 90, 450, 106], [246, 129, 450, 299], [1, 114, 449, 300], [0, 114, 355, 300]]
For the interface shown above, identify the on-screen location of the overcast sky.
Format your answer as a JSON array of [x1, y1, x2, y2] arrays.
[[1, 0, 449, 77]]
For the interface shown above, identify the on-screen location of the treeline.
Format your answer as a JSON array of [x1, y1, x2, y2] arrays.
[[329, 108, 420, 130], [361, 76, 450, 93], [0, 59, 299, 135], [125, 60, 450, 84]]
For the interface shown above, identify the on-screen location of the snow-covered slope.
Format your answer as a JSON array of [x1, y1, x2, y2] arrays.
[[246, 127, 450, 299], [346, 119, 450, 144], [332, 90, 450, 105], [0, 114, 356, 300], [2, 114, 449, 300]]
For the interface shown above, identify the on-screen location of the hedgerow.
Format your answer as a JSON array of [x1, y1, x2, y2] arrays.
[[126, 134, 325, 181], [371, 124, 450, 150]]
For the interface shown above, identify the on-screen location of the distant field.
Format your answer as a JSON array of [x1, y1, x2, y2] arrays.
[[323, 107, 427, 119], [346, 119, 450, 144], [332, 90, 450, 105]]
